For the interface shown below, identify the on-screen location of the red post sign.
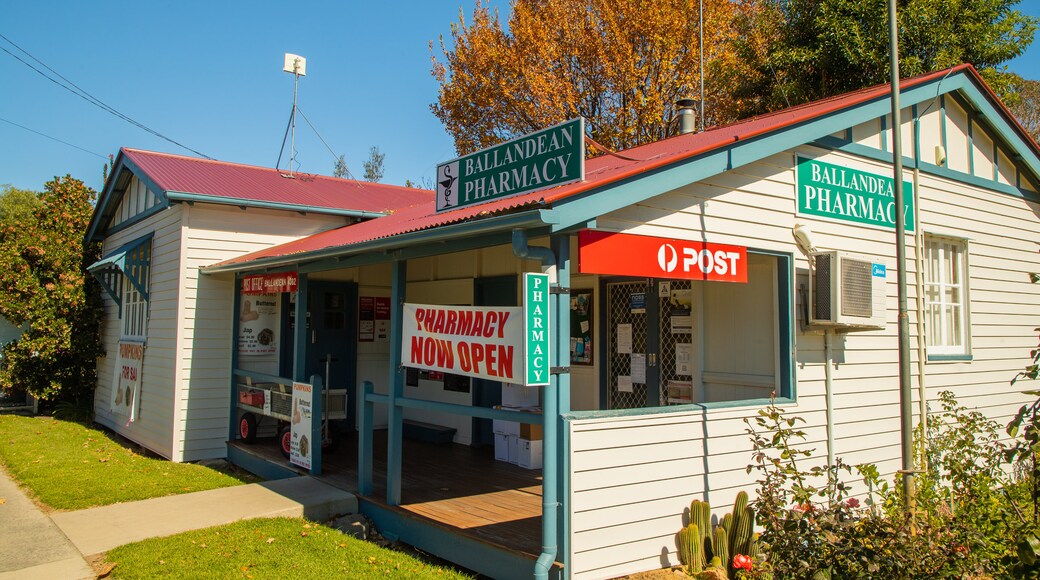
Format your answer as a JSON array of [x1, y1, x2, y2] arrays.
[[578, 230, 748, 283], [241, 272, 299, 295]]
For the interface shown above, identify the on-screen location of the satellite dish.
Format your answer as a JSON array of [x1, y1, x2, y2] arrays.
[[283, 53, 306, 76]]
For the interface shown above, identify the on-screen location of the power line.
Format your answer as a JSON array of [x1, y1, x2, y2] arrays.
[[295, 106, 360, 182], [0, 116, 108, 160], [0, 32, 212, 159]]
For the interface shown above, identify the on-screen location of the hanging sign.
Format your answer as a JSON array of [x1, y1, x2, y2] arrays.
[[524, 272, 551, 386], [402, 303, 524, 382], [578, 230, 748, 283], [435, 118, 585, 213], [111, 340, 144, 423], [796, 156, 914, 231], [289, 381, 313, 470], [241, 271, 298, 295]]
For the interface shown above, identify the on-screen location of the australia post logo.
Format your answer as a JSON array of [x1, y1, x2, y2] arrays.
[[579, 230, 748, 283]]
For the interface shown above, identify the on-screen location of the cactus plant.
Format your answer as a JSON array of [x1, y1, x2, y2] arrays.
[[713, 525, 730, 569], [676, 493, 759, 577], [677, 523, 705, 574], [728, 491, 749, 557]]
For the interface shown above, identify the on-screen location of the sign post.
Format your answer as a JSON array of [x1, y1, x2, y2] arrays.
[[436, 118, 585, 212], [524, 273, 551, 386]]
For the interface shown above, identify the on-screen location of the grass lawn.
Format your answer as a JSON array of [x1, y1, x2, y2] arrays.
[[0, 415, 256, 510], [102, 517, 471, 579]]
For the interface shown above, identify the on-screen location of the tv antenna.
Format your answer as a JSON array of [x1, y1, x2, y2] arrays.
[[282, 53, 306, 178]]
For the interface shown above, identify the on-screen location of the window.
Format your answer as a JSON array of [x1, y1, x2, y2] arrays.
[[87, 234, 152, 340], [924, 235, 969, 358]]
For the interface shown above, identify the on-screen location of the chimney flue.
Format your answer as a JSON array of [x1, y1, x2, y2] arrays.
[[677, 99, 698, 135]]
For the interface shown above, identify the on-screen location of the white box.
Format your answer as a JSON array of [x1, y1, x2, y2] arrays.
[[518, 438, 543, 470], [502, 383, 540, 408], [507, 434, 519, 464], [492, 417, 520, 437], [494, 434, 509, 461]]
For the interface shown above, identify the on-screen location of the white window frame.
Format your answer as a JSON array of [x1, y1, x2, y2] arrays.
[[923, 234, 970, 358], [120, 274, 148, 340]]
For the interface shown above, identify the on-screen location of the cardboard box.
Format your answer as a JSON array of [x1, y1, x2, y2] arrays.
[[502, 383, 540, 407], [518, 438, 543, 469], [507, 434, 519, 465], [520, 422, 543, 441], [494, 433, 509, 461]]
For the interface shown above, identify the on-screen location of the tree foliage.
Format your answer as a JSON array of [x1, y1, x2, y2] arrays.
[[431, 0, 759, 155], [332, 154, 348, 178], [363, 146, 385, 182], [1010, 78, 1040, 144], [730, 0, 1038, 118], [0, 176, 103, 403]]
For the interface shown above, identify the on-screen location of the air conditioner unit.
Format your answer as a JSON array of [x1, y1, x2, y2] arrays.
[[809, 251, 887, 330]]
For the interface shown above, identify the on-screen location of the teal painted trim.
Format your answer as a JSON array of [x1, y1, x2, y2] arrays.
[[386, 260, 406, 506], [164, 191, 387, 219], [765, 250, 796, 401], [359, 500, 562, 580], [927, 354, 973, 362], [309, 374, 323, 476], [551, 234, 570, 573], [994, 141, 1000, 181], [552, 78, 965, 234], [293, 275, 309, 381], [940, 95, 948, 168], [103, 202, 167, 238], [297, 226, 553, 275], [204, 210, 551, 274], [359, 381, 374, 495], [563, 397, 798, 421], [392, 396, 544, 424], [86, 152, 170, 242], [229, 278, 242, 443], [365, 392, 389, 405], [811, 136, 1040, 203], [880, 114, 888, 153], [227, 444, 299, 480], [844, 127, 853, 142]]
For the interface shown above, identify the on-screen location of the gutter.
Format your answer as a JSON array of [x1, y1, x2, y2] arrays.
[[165, 190, 389, 219], [512, 229, 559, 580], [202, 208, 556, 274]]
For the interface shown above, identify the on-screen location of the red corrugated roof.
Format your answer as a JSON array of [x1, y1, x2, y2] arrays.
[[122, 148, 433, 214], [212, 64, 1003, 270]]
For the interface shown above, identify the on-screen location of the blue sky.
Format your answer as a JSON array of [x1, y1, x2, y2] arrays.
[[1, 1, 1038, 194]]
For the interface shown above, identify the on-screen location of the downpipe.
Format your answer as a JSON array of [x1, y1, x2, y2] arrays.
[[512, 229, 558, 580]]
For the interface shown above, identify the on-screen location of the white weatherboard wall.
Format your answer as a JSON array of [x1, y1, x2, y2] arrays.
[[176, 204, 346, 461], [566, 132, 1040, 577], [95, 204, 183, 458]]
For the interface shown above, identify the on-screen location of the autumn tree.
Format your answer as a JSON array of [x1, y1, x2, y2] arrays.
[[0, 176, 103, 404], [729, 0, 1038, 118], [1011, 78, 1040, 144], [431, 0, 759, 155]]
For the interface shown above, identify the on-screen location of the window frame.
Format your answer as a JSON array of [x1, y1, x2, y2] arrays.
[[923, 234, 971, 360]]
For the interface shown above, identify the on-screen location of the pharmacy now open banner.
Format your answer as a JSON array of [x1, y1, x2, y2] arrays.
[[403, 304, 524, 383]]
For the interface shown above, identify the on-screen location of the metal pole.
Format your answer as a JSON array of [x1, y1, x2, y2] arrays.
[[699, 0, 704, 132], [290, 71, 299, 178], [887, 0, 915, 508]]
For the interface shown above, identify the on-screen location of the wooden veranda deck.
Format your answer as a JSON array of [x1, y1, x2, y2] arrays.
[[229, 430, 545, 560]]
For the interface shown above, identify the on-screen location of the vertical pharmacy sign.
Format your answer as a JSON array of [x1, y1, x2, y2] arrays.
[[524, 273, 551, 386]]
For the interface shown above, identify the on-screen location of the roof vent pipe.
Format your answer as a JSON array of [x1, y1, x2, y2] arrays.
[[677, 99, 698, 135]]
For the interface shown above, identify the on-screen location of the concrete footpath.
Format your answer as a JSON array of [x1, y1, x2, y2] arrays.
[[0, 468, 357, 579]]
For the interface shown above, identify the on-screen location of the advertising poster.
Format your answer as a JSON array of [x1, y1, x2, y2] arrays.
[[570, 290, 593, 365], [111, 341, 144, 423], [290, 381, 313, 470], [359, 296, 375, 342], [238, 294, 279, 355]]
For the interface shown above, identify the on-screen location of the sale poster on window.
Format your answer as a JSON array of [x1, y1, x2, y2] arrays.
[[238, 294, 279, 355], [375, 297, 391, 341], [111, 341, 144, 423], [359, 296, 375, 342]]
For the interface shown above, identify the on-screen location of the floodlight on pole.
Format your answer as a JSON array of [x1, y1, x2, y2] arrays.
[[283, 54, 306, 178]]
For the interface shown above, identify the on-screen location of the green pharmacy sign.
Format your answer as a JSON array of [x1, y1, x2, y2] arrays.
[[796, 156, 914, 232], [436, 118, 585, 213], [524, 272, 550, 387]]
